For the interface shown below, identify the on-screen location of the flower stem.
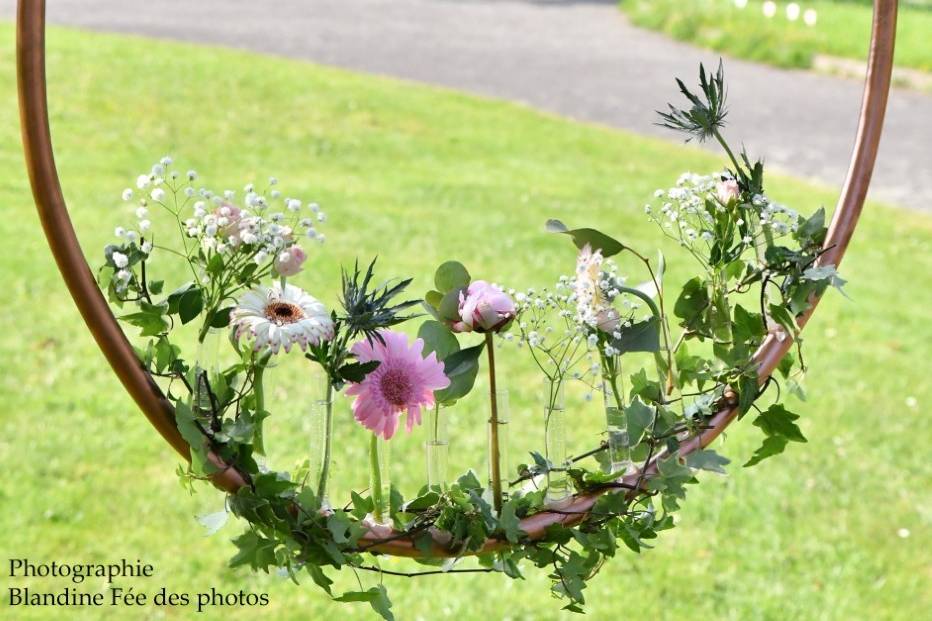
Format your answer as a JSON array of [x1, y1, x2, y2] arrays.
[[252, 356, 268, 455], [370, 433, 385, 523], [485, 332, 503, 514], [316, 380, 335, 504]]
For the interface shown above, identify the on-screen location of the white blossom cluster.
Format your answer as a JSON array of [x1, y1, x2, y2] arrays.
[[109, 157, 328, 291], [644, 171, 800, 265]]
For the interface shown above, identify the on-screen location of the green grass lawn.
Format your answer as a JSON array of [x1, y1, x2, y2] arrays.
[[621, 0, 932, 72], [1, 24, 930, 621]]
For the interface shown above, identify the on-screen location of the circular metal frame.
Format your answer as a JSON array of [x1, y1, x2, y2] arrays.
[[16, 0, 898, 557]]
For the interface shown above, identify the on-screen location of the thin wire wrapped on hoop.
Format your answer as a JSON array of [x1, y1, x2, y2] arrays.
[[16, 0, 898, 558]]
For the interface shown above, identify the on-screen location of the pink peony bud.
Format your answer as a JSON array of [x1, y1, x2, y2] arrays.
[[457, 281, 516, 333], [274, 245, 307, 277], [716, 179, 740, 205]]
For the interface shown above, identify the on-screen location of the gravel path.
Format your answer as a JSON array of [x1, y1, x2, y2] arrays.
[[6, 0, 930, 211]]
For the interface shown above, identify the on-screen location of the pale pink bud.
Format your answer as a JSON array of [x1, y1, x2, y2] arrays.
[[716, 179, 740, 205], [274, 245, 307, 277]]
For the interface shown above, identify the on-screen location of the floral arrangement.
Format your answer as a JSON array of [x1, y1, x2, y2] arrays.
[[99, 63, 843, 619]]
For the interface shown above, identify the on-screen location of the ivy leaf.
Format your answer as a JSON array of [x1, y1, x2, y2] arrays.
[[736, 371, 759, 416], [744, 404, 806, 467], [335, 586, 395, 621], [500, 500, 525, 544], [306, 564, 333, 596], [417, 320, 460, 361], [456, 469, 483, 492], [794, 207, 826, 248], [326, 512, 353, 544], [803, 264, 849, 298], [120, 302, 170, 337], [174, 401, 212, 475], [685, 449, 730, 474], [768, 303, 798, 338], [624, 396, 655, 446], [434, 261, 471, 293], [350, 491, 373, 520], [753, 404, 807, 443], [196, 510, 229, 536], [744, 435, 789, 467], [148, 279, 164, 295], [545, 219, 626, 258], [229, 531, 277, 571]]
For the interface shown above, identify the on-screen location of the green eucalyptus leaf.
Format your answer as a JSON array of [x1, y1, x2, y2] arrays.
[[417, 320, 460, 360], [338, 360, 381, 383], [179, 288, 205, 325], [209, 307, 234, 328], [166, 282, 196, 314], [434, 261, 471, 293], [545, 219, 626, 257], [673, 277, 710, 332], [612, 317, 661, 354], [434, 342, 485, 404], [207, 253, 225, 277], [438, 289, 463, 322]]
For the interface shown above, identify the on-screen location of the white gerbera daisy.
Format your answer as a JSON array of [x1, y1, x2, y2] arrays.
[[231, 283, 334, 354]]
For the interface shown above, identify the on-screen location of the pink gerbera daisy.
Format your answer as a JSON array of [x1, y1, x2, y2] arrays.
[[345, 330, 450, 439]]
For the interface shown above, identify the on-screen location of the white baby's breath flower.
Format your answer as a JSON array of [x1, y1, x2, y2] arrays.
[[141, 240, 152, 254], [135, 207, 148, 219], [114, 226, 126, 238], [150, 188, 166, 202], [111, 251, 129, 268], [139, 220, 151, 232], [136, 175, 151, 189], [122, 189, 134, 201]]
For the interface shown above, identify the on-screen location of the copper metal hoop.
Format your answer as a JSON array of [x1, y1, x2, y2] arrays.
[[16, 0, 898, 557]]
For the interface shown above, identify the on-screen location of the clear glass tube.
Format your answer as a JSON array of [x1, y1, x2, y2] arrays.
[[543, 379, 570, 503], [603, 394, 634, 475], [194, 328, 223, 416], [311, 374, 335, 510], [369, 434, 391, 525], [488, 389, 510, 502], [426, 406, 449, 490], [305, 397, 330, 510]]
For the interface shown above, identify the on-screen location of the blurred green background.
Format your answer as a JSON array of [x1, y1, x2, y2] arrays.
[[620, 0, 932, 73], [1, 24, 929, 621]]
